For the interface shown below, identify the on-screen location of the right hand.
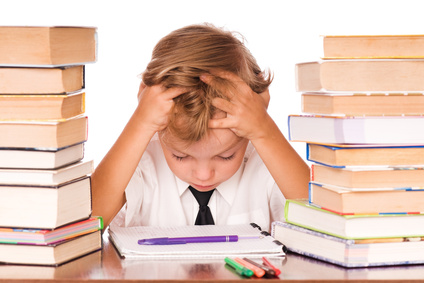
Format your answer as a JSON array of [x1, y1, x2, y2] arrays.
[[135, 82, 186, 134]]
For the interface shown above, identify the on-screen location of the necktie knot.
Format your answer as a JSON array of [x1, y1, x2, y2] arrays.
[[189, 186, 215, 225]]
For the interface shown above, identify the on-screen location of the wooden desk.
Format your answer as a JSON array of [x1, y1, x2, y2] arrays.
[[1, 233, 424, 282]]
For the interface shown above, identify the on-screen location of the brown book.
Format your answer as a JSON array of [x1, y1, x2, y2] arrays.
[[309, 182, 424, 214], [307, 144, 424, 167], [322, 35, 424, 59], [302, 92, 424, 116], [0, 175, 92, 229], [296, 60, 424, 92], [0, 230, 101, 266], [0, 26, 96, 66], [0, 115, 87, 149], [0, 91, 84, 120], [0, 66, 84, 94], [311, 163, 424, 189]]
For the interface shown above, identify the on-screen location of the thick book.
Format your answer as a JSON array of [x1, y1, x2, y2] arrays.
[[108, 223, 286, 259], [307, 143, 424, 167], [309, 182, 424, 214], [0, 66, 84, 94], [296, 60, 424, 92], [0, 160, 93, 186], [0, 217, 103, 245], [272, 221, 424, 268], [0, 26, 96, 66], [0, 91, 85, 120], [322, 35, 424, 59], [288, 115, 424, 144], [0, 176, 92, 229], [0, 115, 87, 149], [0, 230, 101, 266], [284, 199, 424, 239], [0, 143, 84, 170], [311, 163, 424, 189], [301, 92, 424, 116]]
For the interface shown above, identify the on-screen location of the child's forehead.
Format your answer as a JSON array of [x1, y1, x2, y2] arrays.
[[160, 128, 245, 154]]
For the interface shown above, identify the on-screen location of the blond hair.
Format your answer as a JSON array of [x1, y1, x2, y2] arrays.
[[142, 23, 272, 142]]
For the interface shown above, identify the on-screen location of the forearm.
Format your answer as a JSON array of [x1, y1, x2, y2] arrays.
[[91, 111, 156, 228], [251, 119, 310, 199]]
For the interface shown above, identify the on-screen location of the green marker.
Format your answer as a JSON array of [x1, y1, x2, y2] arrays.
[[224, 257, 254, 277]]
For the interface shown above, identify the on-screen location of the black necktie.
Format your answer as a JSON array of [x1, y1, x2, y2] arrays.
[[189, 186, 215, 225]]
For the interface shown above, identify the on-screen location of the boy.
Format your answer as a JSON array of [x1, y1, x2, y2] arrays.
[[91, 24, 309, 231]]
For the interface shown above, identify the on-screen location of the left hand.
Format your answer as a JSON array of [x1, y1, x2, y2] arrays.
[[200, 70, 272, 141]]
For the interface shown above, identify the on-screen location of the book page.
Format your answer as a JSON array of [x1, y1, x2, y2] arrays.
[[108, 224, 285, 259]]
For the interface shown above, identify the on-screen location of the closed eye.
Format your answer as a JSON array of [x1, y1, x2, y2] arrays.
[[172, 154, 188, 161], [219, 153, 236, 161]]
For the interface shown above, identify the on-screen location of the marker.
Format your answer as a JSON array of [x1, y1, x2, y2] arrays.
[[224, 257, 254, 277], [262, 257, 281, 276], [138, 235, 238, 245], [234, 257, 265, 277], [242, 258, 276, 277]]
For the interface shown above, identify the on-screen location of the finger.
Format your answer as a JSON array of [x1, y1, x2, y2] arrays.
[[209, 117, 231, 129], [211, 97, 234, 114], [163, 86, 187, 100]]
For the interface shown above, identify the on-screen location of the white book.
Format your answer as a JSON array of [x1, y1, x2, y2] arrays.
[[272, 221, 424, 268], [0, 160, 93, 186], [108, 223, 286, 259]]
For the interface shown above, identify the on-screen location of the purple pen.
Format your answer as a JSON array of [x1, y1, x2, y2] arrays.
[[138, 235, 238, 245]]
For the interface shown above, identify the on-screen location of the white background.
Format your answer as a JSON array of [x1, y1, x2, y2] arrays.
[[1, 0, 423, 166]]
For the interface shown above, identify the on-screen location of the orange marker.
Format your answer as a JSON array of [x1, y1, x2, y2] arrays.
[[262, 257, 281, 276], [234, 257, 265, 277]]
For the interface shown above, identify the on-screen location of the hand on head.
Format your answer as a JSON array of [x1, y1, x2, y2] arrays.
[[135, 81, 186, 134], [200, 70, 272, 141]]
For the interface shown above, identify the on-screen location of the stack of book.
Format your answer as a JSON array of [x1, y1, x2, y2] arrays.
[[273, 35, 424, 267], [0, 26, 102, 266]]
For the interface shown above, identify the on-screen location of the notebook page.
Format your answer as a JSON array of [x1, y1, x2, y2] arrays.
[[109, 224, 285, 258]]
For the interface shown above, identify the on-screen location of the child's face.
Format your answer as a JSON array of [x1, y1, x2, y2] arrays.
[[159, 128, 249, 192]]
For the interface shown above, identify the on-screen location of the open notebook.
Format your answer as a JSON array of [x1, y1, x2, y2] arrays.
[[108, 223, 286, 259]]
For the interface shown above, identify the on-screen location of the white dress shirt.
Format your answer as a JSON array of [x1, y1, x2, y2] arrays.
[[111, 136, 286, 232]]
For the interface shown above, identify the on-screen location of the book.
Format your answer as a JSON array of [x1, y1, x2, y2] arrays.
[[0, 143, 84, 169], [284, 199, 424, 239], [0, 160, 93, 186], [0, 91, 85, 120], [309, 182, 424, 214], [307, 143, 424, 167], [0, 115, 87, 149], [288, 115, 424, 144], [322, 35, 424, 59], [0, 230, 101, 266], [301, 92, 424, 116], [0, 217, 103, 245], [0, 176, 92, 229], [0, 26, 96, 66], [296, 60, 424, 92], [108, 223, 286, 259], [272, 221, 424, 268], [311, 163, 424, 189], [0, 66, 84, 94], [0, 249, 101, 279]]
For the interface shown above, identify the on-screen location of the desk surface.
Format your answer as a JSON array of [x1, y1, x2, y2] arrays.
[[1, 233, 424, 282]]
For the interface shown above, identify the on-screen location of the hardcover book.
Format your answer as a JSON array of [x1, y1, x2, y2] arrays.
[[272, 221, 424, 268], [284, 199, 424, 239]]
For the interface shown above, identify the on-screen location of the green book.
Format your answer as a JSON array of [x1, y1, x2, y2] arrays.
[[284, 199, 424, 239]]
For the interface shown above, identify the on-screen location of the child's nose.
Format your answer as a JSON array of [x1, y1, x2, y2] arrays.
[[193, 164, 214, 181]]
